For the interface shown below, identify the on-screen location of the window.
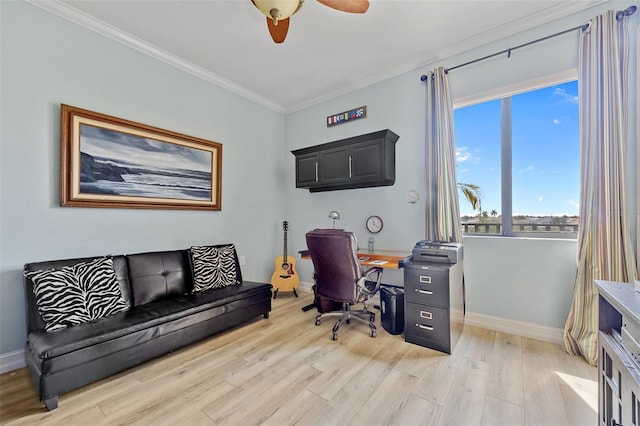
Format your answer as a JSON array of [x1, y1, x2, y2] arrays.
[[454, 75, 579, 237]]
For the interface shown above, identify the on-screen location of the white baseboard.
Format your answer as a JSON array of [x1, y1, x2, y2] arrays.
[[301, 281, 563, 345], [464, 311, 564, 345], [0, 349, 25, 374], [0, 288, 563, 374], [298, 281, 314, 293]]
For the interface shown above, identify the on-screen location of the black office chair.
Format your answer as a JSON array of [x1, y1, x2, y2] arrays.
[[305, 229, 383, 340]]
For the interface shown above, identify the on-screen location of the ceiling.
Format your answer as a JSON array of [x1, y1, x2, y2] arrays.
[[33, 0, 606, 113]]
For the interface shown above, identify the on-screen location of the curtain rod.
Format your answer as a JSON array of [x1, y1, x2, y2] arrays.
[[419, 5, 637, 81]]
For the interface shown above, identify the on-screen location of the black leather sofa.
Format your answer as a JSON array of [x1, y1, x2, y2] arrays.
[[23, 247, 272, 411]]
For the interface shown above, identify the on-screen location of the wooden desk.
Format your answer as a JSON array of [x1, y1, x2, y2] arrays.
[[299, 249, 410, 269]]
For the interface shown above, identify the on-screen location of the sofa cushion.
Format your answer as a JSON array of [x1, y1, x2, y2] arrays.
[[23, 257, 129, 332], [24, 256, 131, 334], [191, 244, 240, 292], [27, 281, 272, 375], [127, 250, 193, 307], [179, 280, 272, 313], [28, 299, 191, 362]]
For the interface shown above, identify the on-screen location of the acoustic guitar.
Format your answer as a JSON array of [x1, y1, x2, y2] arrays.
[[271, 221, 299, 299]]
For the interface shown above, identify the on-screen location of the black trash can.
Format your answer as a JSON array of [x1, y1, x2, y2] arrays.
[[380, 286, 404, 335]]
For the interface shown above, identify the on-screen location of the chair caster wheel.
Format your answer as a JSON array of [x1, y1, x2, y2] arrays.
[[369, 314, 375, 322], [332, 333, 338, 341], [315, 319, 321, 326], [346, 319, 351, 324], [370, 330, 376, 338]]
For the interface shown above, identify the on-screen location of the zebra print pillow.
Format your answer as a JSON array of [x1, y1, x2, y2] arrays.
[[191, 244, 239, 292], [24, 257, 129, 332]]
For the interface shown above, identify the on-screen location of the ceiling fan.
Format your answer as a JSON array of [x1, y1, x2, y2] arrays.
[[251, 0, 370, 43]]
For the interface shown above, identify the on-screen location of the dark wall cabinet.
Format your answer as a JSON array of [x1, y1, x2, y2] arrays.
[[291, 129, 399, 192]]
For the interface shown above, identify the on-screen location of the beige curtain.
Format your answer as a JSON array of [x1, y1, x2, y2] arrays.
[[425, 67, 462, 243], [564, 9, 638, 365]]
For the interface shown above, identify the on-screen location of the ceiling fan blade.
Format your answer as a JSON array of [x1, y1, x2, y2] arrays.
[[316, 0, 369, 13], [266, 17, 290, 44]]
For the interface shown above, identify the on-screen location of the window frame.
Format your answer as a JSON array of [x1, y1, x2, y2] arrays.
[[454, 69, 579, 239]]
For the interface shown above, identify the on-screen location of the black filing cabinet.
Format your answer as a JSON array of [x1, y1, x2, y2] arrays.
[[404, 261, 464, 354]]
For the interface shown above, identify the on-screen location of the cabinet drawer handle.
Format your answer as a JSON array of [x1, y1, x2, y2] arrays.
[[315, 162, 318, 182], [419, 276, 431, 284], [349, 156, 352, 178], [417, 324, 434, 331], [420, 311, 432, 320], [416, 289, 433, 295]]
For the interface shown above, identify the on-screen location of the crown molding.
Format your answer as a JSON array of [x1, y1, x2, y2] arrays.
[[285, 0, 610, 113], [26, 0, 287, 114], [430, 0, 611, 63], [28, 0, 608, 115]]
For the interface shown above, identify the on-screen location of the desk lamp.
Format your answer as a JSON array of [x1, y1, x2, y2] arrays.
[[328, 211, 340, 228]]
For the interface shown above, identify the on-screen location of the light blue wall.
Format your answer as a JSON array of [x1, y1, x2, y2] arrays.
[[0, 0, 637, 360], [286, 71, 427, 288], [285, 0, 638, 330], [0, 1, 286, 354]]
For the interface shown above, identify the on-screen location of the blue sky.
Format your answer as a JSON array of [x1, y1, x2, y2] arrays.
[[454, 80, 579, 217]]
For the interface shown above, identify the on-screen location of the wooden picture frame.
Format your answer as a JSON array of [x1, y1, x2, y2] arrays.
[[60, 104, 222, 210]]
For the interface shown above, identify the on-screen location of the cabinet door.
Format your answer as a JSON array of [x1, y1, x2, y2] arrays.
[[624, 374, 640, 426], [318, 146, 350, 184], [296, 153, 319, 188], [349, 139, 385, 181], [599, 332, 626, 426], [291, 129, 398, 191]]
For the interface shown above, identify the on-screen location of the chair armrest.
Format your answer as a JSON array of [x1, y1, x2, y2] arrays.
[[358, 266, 383, 296]]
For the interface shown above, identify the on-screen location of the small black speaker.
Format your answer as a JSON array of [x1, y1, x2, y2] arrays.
[[380, 287, 404, 335]]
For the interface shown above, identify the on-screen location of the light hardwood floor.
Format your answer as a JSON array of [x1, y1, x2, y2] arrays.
[[0, 292, 597, 425]]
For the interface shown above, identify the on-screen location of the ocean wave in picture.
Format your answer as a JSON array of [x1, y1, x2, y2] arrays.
[[80, 179, 211, 201], [79, 137, 213, 201]]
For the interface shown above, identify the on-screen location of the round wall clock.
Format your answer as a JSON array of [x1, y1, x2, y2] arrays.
[[366, 215, 383, 233]]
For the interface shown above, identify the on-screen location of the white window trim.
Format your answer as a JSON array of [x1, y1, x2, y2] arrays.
[[454, 69, 578, 109]]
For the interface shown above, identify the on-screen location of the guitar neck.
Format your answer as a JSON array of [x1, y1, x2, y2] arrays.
[[283, 229, 288, 259]]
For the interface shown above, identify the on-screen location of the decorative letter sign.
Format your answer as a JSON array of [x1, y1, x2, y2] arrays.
[[327, 106, 367, 127]]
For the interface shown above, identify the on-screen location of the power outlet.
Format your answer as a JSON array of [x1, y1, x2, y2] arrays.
[[239, 256, 246, 266]]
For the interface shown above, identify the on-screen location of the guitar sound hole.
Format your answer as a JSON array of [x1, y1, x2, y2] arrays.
[[281, 263, 290, 271]]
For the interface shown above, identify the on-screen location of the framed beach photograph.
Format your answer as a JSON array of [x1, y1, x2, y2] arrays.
[[60, 104, 222, 210]]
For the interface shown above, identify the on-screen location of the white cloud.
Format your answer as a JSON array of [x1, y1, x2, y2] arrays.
[[553, 118, 561, 124], [518, 165, 535, 174], [538, 196, 543, 202], [456, 147, 472, 163], [553, 87, 578, 104]]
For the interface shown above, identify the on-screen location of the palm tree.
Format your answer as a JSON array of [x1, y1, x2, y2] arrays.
[[458, 182, 482, 212], [490, 209, 498, 217]]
